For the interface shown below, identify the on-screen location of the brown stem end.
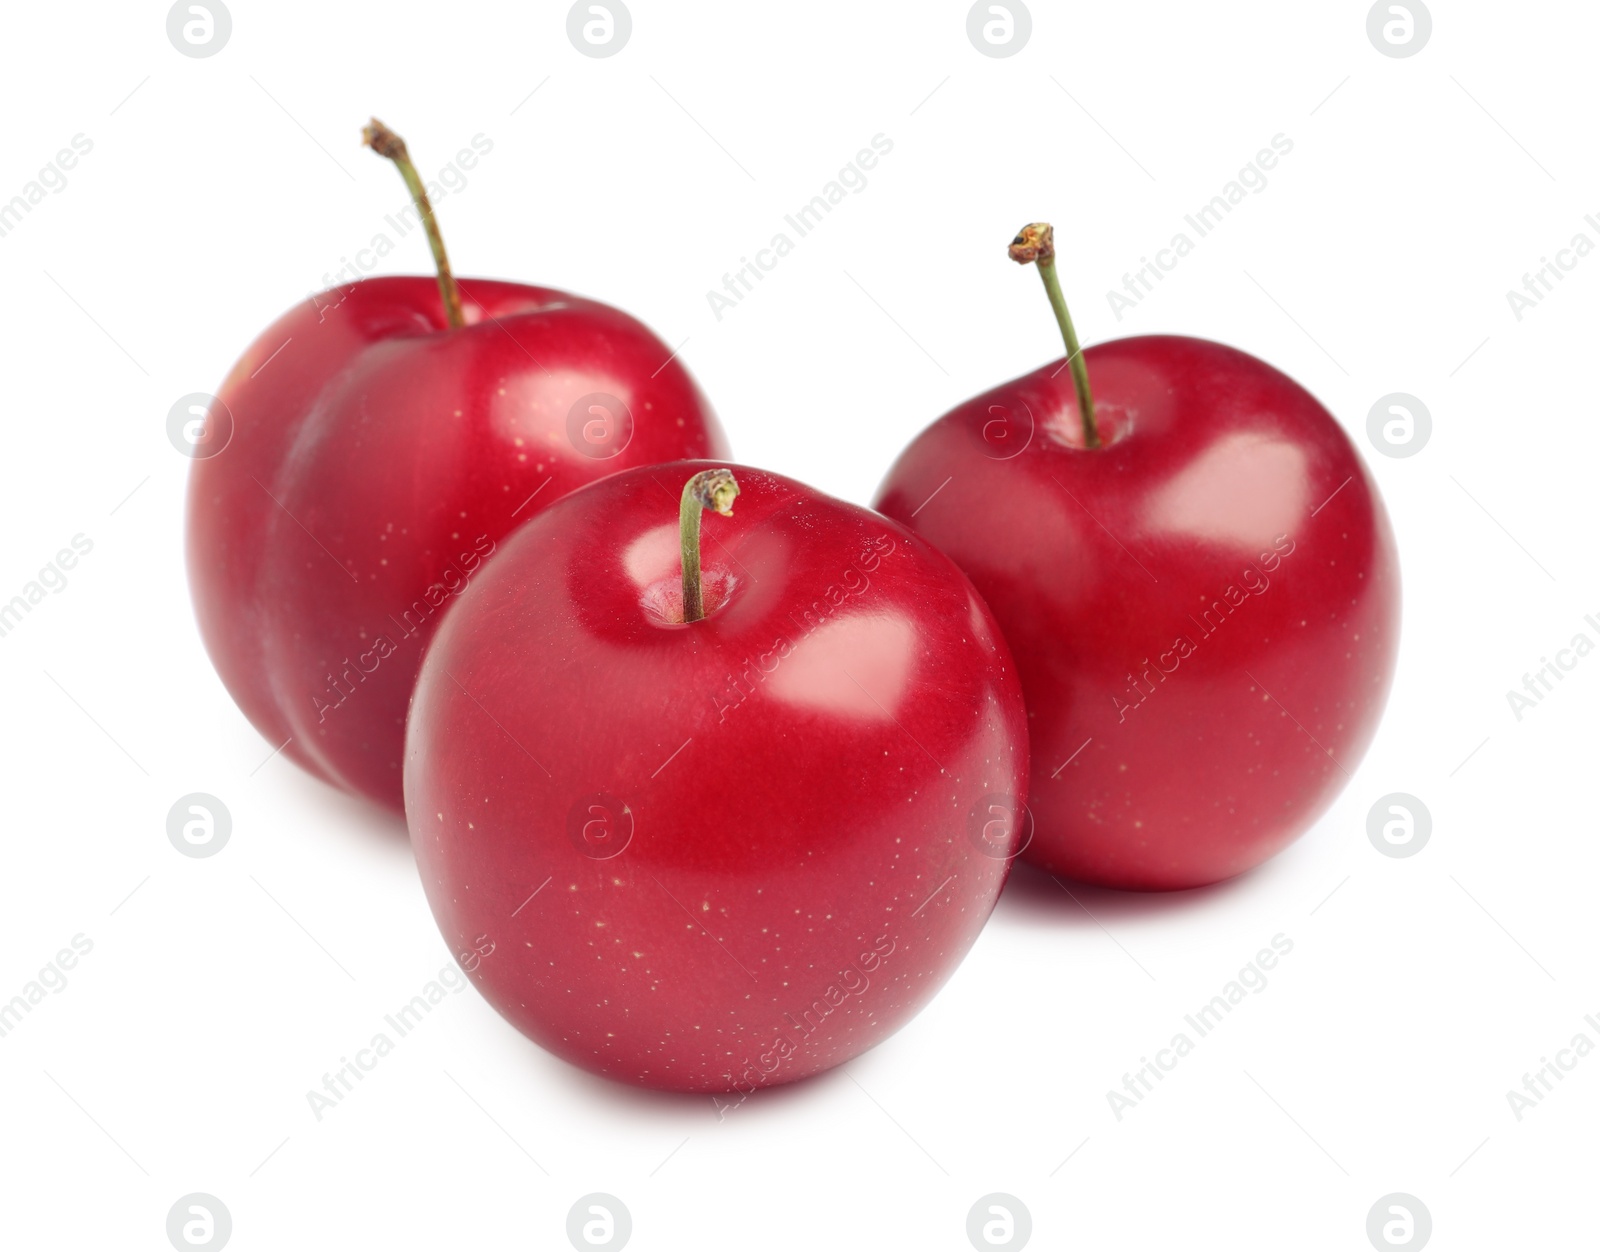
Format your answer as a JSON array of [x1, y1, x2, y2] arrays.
[[689, 469, 739, 518], [361, 117, 406, 161], [1008, 222, 1055, 266]]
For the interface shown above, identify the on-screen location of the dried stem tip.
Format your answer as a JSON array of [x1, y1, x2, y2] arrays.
[[361, 117, 407, 161], [687, 469, 740, 518], [1008, 222, 1055, 265]]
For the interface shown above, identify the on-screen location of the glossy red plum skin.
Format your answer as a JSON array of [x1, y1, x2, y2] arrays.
[[404, 463, 1029, 1091], [875, 335, 1400, 891], [186, 276, 727, 811]]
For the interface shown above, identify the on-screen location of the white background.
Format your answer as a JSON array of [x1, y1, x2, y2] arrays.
[[1, 1, 1595, 1248]]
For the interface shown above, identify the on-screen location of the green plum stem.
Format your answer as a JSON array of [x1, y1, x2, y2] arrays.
[[362, 117, 465, 330], [680, 469, 739, 623], [1009, 222, 1099, 449]]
